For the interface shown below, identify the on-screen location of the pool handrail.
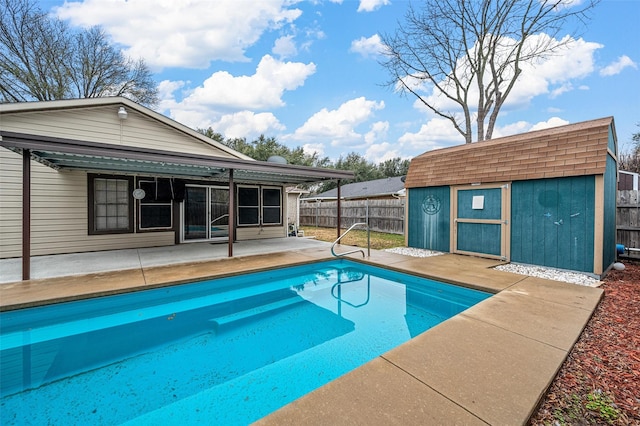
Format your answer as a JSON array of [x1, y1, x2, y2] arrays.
[[331, 222, 370, 258]]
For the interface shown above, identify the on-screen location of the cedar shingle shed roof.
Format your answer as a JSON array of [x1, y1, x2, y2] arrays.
[[405, 117, 615, 188]]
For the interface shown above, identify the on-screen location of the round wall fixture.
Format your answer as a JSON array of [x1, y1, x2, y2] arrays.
[[132, 188, 146, 200]]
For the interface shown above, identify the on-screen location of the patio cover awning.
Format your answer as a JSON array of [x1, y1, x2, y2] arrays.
[[0, 131, 354, 185], [1, 131, 354, 281]]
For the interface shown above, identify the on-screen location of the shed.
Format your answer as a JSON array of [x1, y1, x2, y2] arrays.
[[404, 117, 618, 277]]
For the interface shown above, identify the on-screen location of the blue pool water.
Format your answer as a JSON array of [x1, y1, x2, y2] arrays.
[[0, 259, 490, 425]]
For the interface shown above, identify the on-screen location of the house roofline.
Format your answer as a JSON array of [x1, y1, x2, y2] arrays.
[[0, 97, 254, 161]]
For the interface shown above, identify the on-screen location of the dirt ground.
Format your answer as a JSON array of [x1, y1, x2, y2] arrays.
[[529, 259, 640, 425]]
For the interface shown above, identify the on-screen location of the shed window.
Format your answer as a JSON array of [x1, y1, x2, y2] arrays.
[[89, 174, 134, 234]]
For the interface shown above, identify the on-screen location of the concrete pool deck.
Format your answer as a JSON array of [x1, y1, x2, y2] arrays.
[[0, 239, 603, 425]]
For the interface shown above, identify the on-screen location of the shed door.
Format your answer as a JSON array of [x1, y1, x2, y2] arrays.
[[452, 183, 511, 260]]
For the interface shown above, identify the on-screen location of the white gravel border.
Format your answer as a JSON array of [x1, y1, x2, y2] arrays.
[[384, 247, 601, 287]]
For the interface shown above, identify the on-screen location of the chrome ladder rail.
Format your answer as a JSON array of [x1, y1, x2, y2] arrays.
[[331, 222, 370, 258]]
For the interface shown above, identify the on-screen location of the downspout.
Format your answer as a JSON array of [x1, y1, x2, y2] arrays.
[[22, 149, 31, 280], [336, 180, 341, 240], [228, 169, 235, 257], [296, 191, 302, 230]]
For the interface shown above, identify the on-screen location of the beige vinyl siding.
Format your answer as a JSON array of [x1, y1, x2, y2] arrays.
[[1, 149, 173, 258], [1, 106, 236, 158], [236, 226, 287, 240], [0, 149, 23, 258]]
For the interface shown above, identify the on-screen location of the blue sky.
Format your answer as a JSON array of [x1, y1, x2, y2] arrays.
[[41, 0, 639, 162]]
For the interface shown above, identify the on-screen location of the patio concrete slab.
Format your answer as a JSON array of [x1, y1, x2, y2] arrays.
[[256, 357, 489, 426], [462, 289, 599, 351], [141, 250, 329, 285], [381, 315, 568, 426], [369, 253, 526, 293], [507, 276, 604, 310], [0, 268, 147, 310]]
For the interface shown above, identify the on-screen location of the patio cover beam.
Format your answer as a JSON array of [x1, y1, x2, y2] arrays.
[[22, 149, 31, 281]]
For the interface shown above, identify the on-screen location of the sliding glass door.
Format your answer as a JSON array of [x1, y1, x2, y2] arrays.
[[183, 186, 229, 241]]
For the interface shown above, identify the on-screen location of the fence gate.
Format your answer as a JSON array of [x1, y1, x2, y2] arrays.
[[452, 183, 511, 260]]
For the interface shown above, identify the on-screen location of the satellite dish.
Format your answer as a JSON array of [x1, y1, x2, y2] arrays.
[[267, 155, 287, 164]]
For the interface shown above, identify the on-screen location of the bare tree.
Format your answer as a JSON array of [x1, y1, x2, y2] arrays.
[[380, 0, 598, 143], [619, 125, 640, 173], [0, 0, 158, 106]]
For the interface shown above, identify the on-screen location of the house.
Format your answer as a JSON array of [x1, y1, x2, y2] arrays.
[[303, 176, 406, 201], [0, 98, 353, 279], [404, 117, 618, 277]]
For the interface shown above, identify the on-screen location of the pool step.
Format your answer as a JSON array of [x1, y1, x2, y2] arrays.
[[210, 297, 303, 332]]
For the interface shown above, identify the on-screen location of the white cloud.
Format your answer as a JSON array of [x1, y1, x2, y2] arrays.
[[398, 118, 465, 153], [157, 55, 314, 137], [350, 34, 384, 58], [364, 142, 401, 163], [302, 143, 325, 157], [491, 117, 570, 138], [529, 117, 570, 131], [600, 55, 638, 76], [289, 97, 385, 145], [157, 80, 186, 102], [178, 55, 316, 111], [273, 35, 298, 59], [364, 121, 389, 144], [210, 111, 286, 139], [54, 0, 302, 69], [357, 0, 390, 12]]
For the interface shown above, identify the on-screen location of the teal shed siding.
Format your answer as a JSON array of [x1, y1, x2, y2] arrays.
[[407, 186, 450, 252], [510, 176, 595, 272]]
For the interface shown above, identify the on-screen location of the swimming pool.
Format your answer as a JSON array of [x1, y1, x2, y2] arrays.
[[0, 259, 490, 425]]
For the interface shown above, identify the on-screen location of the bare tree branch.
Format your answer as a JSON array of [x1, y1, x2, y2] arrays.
[[0, 0, 158, 106], [380, 0, 599, 143]]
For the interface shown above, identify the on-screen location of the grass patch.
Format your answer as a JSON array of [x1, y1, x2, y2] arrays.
[[299, 226, 404, 250]]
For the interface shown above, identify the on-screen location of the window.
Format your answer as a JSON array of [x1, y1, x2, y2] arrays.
[[262, 188, 281, 224], [138, 179, 173, 230], [88, 174, 133, 234], [237, 186, 260, 225], [237, 186, 282, 226]]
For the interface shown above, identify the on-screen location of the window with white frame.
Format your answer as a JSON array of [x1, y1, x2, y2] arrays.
[[237, 186, 282, 226]]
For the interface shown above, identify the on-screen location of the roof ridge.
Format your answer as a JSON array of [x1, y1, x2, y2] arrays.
[[415, 117, 613, 159]]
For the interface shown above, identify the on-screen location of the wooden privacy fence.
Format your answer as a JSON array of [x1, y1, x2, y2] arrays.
[[617, 190, 640, 254], [299, 199, 405, 235]]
